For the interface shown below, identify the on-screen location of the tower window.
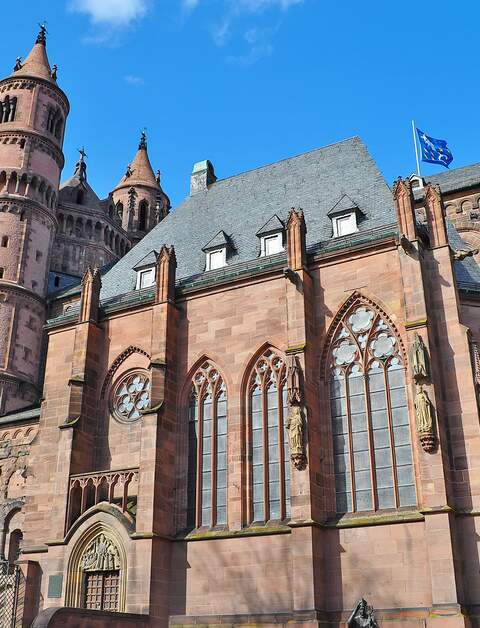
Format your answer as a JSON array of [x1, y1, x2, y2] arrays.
[[46, 107, 63, 139], [36, 250, 43, 261], [0, 268, 4, 278], [76, 190, 85, 205], [138, 201, 148, 232], [54, 276, 61, 288], [1, 236, 8, 247], [0, 96, 17, 123]]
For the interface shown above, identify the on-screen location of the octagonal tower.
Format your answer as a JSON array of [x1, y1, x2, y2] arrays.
[[0, 26, 69, 414]]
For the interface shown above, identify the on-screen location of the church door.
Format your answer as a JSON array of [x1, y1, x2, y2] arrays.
[[84, 570, 120, 611]]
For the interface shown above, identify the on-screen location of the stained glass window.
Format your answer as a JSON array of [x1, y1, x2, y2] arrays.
[[111, 371, 151, 423], [248, 349, 290, 523], [187, 361, 228, 528], [328, 303, 416, 513]]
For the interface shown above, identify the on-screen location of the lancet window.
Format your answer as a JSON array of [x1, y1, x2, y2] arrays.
[[247, 349, 290, 523], [327, 302, 416, 513], [0, 96, 17, 123], [187, 361, 228, 528]]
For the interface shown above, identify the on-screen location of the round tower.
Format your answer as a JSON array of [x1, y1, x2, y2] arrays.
[[111, 131, 170, 245], [0, 26, 69, 414]]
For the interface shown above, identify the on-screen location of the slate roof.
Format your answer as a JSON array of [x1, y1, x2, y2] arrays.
[[256, 215, 285, 236], [202, 230, 231, 251], [327, 193, 361, 217], [133, 250, 158, 270], [99, 137, 395, 301], [416, 163, 480, 196], [59, 173, 102, 209]]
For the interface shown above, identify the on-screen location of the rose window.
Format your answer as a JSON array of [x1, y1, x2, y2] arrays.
[[112, 372, 151, 422]]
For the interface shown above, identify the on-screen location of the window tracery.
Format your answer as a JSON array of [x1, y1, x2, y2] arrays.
[[187, 361, 227, 528], [247, 348, 290, 523], [327, 302, 416, 513], [111, 371, 151, 423]]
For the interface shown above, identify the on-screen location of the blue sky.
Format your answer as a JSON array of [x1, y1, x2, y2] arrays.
[[2, 0, 478, 207]]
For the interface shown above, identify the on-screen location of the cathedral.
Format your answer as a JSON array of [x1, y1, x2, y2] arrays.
[[2, 26, 480, 628]]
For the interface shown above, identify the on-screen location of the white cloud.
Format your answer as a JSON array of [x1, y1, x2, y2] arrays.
[[124, 74, 145, 86], [69, 0, 148, 27], [182, 0, 200, 10]]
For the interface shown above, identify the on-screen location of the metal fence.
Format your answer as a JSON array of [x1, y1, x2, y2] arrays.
[[0, 561, 22, 628]]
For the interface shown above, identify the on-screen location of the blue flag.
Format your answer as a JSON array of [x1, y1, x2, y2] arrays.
[[417, 128, 453, 169]]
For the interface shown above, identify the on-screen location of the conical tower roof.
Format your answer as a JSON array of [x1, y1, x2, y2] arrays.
[[12, 25, 54, 83], [114, 132, 160, 191]]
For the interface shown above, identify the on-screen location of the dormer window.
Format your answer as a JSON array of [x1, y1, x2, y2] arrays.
[[133, 250, 158, 290], [206, 248, 226, 271], [256, 214, 285, 257], [261, 232, 284, 256], [328, 194, 363, 238], [203, 230, 230, 272], [332, 212, 357, 237], [137, 267, 155, 289]]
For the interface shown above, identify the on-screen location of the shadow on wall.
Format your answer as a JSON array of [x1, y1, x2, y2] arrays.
[[31, 607, 151, 628]]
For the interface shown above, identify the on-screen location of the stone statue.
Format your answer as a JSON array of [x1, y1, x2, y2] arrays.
[[410, 333, 429, 382], [51, 64, 58, 80], [286, 354, 302, 405], [286, 406, 305, 470], [414, 387, 435, 453], [81, 533, 120, 572], [156, 169, 161, 185], [13, 57, 22, 72], [74, 147, 87, 182], [347, 598, 379, 628], [125, 164, 133, 178]]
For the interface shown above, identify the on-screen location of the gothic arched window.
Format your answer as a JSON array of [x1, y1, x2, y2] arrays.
[[187, 361, 227, 529], [247, 348, 290, 523], [327, 301, 416, 513]]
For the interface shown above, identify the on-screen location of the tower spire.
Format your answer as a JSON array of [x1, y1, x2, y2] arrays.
[[11, 23, 54, 82]]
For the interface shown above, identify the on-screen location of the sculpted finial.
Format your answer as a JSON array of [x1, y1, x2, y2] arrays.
[[36, 22, 48, 45]]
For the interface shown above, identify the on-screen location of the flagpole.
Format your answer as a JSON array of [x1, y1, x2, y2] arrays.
[[412, 119, 421, 176]]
